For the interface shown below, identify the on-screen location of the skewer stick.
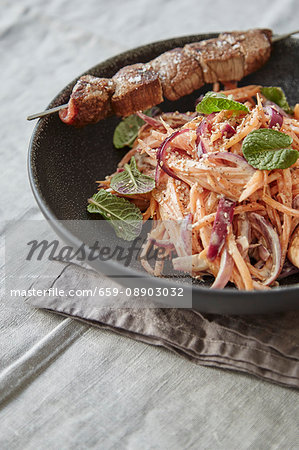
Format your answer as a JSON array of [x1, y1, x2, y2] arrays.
[[27, 104, 68, 121], [27, 30, 299, 121], [272, 30, 299, 42]]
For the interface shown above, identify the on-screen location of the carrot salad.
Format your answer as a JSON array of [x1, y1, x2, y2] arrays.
[[94, 85, 299, 290]]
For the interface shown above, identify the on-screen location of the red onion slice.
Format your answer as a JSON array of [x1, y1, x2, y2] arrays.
[[292, 194, 299, 209], [157, 129, 190, 181], [150, 106, 161, 117], [207, 197, 235, 261], [258, 244, 270, 262], [136, 111, 162, 128], [238, 216, 250, 257], [180, 213, 192, 256], [195, 114, 216, 158], [154, 165, 161, 185], [206, 152, 255, 174], [221, 123, 236, 138], [264, 100, 290, 118], [196, 113, 216, 136], [278, 259, 299, 280], [196, 123, 207, 157], [196, 135, 207, 158], [211, 248, 234, 289], [249, 213, 281, 285], [264, 106, 283, 129], [197, 120, 209, 137]]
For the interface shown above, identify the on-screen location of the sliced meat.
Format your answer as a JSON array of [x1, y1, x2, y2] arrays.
[[149, 47, 204, 101], [184, 37, 245, 83], [59, 75, 115, 126], [111, 63, 163, 117], [219, 29, 272, 76]]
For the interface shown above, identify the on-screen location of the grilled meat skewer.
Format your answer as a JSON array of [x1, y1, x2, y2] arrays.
[[29, 28, 295, 126]]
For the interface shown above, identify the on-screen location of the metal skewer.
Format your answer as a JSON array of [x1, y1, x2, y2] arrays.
[[27, 30, 299, 121], [272, 29, 299, 42], [27, 104, 68, 121]]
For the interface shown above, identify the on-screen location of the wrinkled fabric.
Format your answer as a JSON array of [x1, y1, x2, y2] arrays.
[[27, 262, 299, 389]]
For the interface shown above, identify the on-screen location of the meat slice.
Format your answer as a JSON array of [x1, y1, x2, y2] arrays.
[[149, 48, 204, 101], [219, 29, 272, 76], [111, 63, 163, 117], [59, 75, 115, 126], [184, 38, 245, 83]]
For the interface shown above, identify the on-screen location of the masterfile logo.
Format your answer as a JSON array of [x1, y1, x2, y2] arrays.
[[5, 219, 193, 309]]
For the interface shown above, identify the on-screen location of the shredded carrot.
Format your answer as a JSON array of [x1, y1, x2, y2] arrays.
[[256, 93, 267, 128], [262, 194, 299, 217], [225, 106, 260, 149], [97, 85, 299, 290], [150, 197, 158, 218], [218, 85, 261, 101], [210, 130, 223, 143], [265, 202, 282, 234], [281, 214, 292, 264], [196, 190, 212, 248], [227, 231, 254, 291], [234, 203, 265, 214], [239, 170, 264, 202], [142, 209, 151, 221]]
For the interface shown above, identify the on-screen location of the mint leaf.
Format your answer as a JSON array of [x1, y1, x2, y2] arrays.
[[111, 157, 155, 195], [113, 108, 154, 149], [113, 115, 144, 149], [87, 190, 143, 241], [242, 129, 298, 170], [261, 86, 293, 115], [196, 91, 249, 114]]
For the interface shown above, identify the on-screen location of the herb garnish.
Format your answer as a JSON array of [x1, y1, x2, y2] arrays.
[[113, 108, 154, 149], [87, 190, 143, 241], [111, 157, 155, 195], [242, 129, 298, 170], [260, 86, 293, 115], [196, 92, 249, 115]]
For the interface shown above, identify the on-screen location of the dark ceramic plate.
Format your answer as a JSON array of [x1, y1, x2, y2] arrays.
[[28, 33, 299, 314]]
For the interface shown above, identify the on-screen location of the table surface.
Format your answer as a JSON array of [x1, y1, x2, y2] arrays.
[[1, 1, 299, 448]]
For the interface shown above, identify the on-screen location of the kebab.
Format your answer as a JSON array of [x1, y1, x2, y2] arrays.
[[27, 29, 299, 127]]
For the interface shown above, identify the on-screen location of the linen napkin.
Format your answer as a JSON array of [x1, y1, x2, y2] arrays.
[[28, 261, 299, 389]]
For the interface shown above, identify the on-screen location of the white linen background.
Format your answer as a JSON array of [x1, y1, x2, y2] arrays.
[[0, 0, 298, 449]]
